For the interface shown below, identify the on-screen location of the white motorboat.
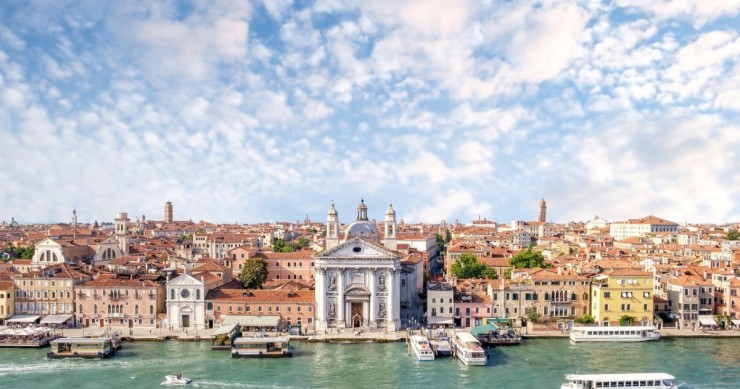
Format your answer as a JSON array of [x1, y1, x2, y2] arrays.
[[569, 326, 661, 342], [409, 334, 435, 361], [164, 374, 193, 385], [453, 331, 487, 366], [561, 372, 677, 389]]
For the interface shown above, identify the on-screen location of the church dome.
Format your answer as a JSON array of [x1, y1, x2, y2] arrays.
[[345, 220, 380, 242]]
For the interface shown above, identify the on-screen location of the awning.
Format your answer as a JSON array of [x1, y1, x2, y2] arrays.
[[41, 314, 74, 325], [6, 315, 41, 323], [698, 315, 718, 327], [222, 315, 281, 327], [211, 323, 239, 338], [470, 323, 499, 336], [731, 319, 740, 326], [427, 316, 454, 326]]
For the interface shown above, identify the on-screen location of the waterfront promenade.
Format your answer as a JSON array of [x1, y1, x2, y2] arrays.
[[52, 325, 740, 343]]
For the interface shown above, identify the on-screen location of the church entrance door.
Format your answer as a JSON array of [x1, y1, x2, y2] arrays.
[[181, 315, 190, 328], [351, 303, 363, 327]]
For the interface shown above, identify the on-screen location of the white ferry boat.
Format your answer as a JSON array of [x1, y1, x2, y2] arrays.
[[409, 334, 435, 361], [569, 326, 661, 342], [561, 373, 677, 389], [453, 331, 487, 366], [231, 336, 293, 358]]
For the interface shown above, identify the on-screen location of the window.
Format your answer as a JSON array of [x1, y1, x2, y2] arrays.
[[604, 292, 611, 298], [604, 304, 609, 311], [643, 292, 650, 298]]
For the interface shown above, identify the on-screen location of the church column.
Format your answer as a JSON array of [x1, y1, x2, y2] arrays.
[[369, 268, 377, 328], [387, 269, 401, 331], [315, 267, 326, 331], [387, 267, 396, 330], [337, 268, 346, 329]]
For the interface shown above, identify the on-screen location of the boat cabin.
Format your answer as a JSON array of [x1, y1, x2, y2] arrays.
[[231, 336, 293, 358], [48, 337, 116, 359]]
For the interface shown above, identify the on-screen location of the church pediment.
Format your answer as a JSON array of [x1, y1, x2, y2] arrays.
[[167, 273, 203, 286], [315, 237, 400, 260]]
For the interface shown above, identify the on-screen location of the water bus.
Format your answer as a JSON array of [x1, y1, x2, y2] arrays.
[[231, 336, 293, 358], [561, 373, 677, 389], [453, 331, 487, 366], [409, 334, 435, 361], [47, 337, 117, 359], [569, 326, 661, 342]]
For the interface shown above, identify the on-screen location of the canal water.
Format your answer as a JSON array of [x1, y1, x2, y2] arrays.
[[0, 338, 737, 388]]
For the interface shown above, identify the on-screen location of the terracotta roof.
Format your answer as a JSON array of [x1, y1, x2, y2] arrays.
[[206, 288, 315, 303]]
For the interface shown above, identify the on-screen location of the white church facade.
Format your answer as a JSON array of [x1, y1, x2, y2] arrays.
[[314, 200, 402, 332]]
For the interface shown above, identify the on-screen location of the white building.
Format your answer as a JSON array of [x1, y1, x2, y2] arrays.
[[166, 272, 206, 330], [609, 215, 679, 240], [314, 200, 402, 332]]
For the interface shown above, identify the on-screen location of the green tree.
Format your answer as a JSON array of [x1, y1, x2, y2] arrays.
[[574, 314, 595, 324], [451, 253, 497, 279], [525, 307, 541, 323], [273, 239, 295, 253], [297, 237, 310, 249], [434, 233, 446, 254], [619, 315, 635, 326], [509, 247, 551, 268], [239, 259, 269, 289], [726, 230, 740, 240]]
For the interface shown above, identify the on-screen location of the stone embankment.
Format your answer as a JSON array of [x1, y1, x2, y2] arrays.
[[56, 325, 740, 343]]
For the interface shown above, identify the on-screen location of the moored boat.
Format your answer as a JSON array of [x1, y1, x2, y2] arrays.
[[409, 334, 435, 361], [453, 331, 487, 366], [47, 337, 116, 359], [429, 337, 452, 357], [231, 336, 293, 358], [561, 373, 677, 389], [569, 326, 661, 342]]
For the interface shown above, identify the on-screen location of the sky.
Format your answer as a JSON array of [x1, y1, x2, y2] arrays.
[[1, 0, 739, 226]]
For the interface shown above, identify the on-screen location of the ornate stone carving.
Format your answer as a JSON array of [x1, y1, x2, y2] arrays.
[[351, 271, 364, 284], [328, 301, 336, 319], [328, 273, 336, 291], [378, 300, 386, 318], [377, 273, 386, 291]]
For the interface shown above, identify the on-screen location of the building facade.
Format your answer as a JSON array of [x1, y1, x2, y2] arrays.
[[314, 200, 402, 332]]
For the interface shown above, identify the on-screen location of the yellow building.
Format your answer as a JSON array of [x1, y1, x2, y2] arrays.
[[0, 281, 14, 323], [591, 269, 654, 326]]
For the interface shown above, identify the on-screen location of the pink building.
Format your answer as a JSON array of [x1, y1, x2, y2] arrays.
[[76, 273, 165, 329]]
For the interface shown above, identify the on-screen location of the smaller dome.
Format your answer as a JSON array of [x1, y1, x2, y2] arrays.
[[327, 201, 338, 216], [385, 202, 396, 216], [346, 220, 380, 242]]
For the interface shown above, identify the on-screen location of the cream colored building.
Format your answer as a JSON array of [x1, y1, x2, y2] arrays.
[[609, 215, 679, 240]]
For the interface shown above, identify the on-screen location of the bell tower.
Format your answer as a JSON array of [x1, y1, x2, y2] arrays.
[[538, 198, 547, 223], [326, 201, 340, 250], [114, 212, 130, 255], [383, 202, 397, 250]]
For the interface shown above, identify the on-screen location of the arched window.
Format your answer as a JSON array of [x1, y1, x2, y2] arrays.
[[196, 289, 201, 300], [150, 305, 154, 315], [544, 292, 550, 301], [135, 305, 139, 314], [94, 305, 98, 314], [79, 304, 83, 313], [571, 293, 577, 301], [107, 305, 111, 313], [583, 292, 588, 300], [170, 289, 175, 300]]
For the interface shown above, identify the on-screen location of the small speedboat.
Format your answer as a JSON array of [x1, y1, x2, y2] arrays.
[[164, 374, 193, 385]]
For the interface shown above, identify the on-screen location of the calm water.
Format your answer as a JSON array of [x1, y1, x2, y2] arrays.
[[0, 338, 737, 388]]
